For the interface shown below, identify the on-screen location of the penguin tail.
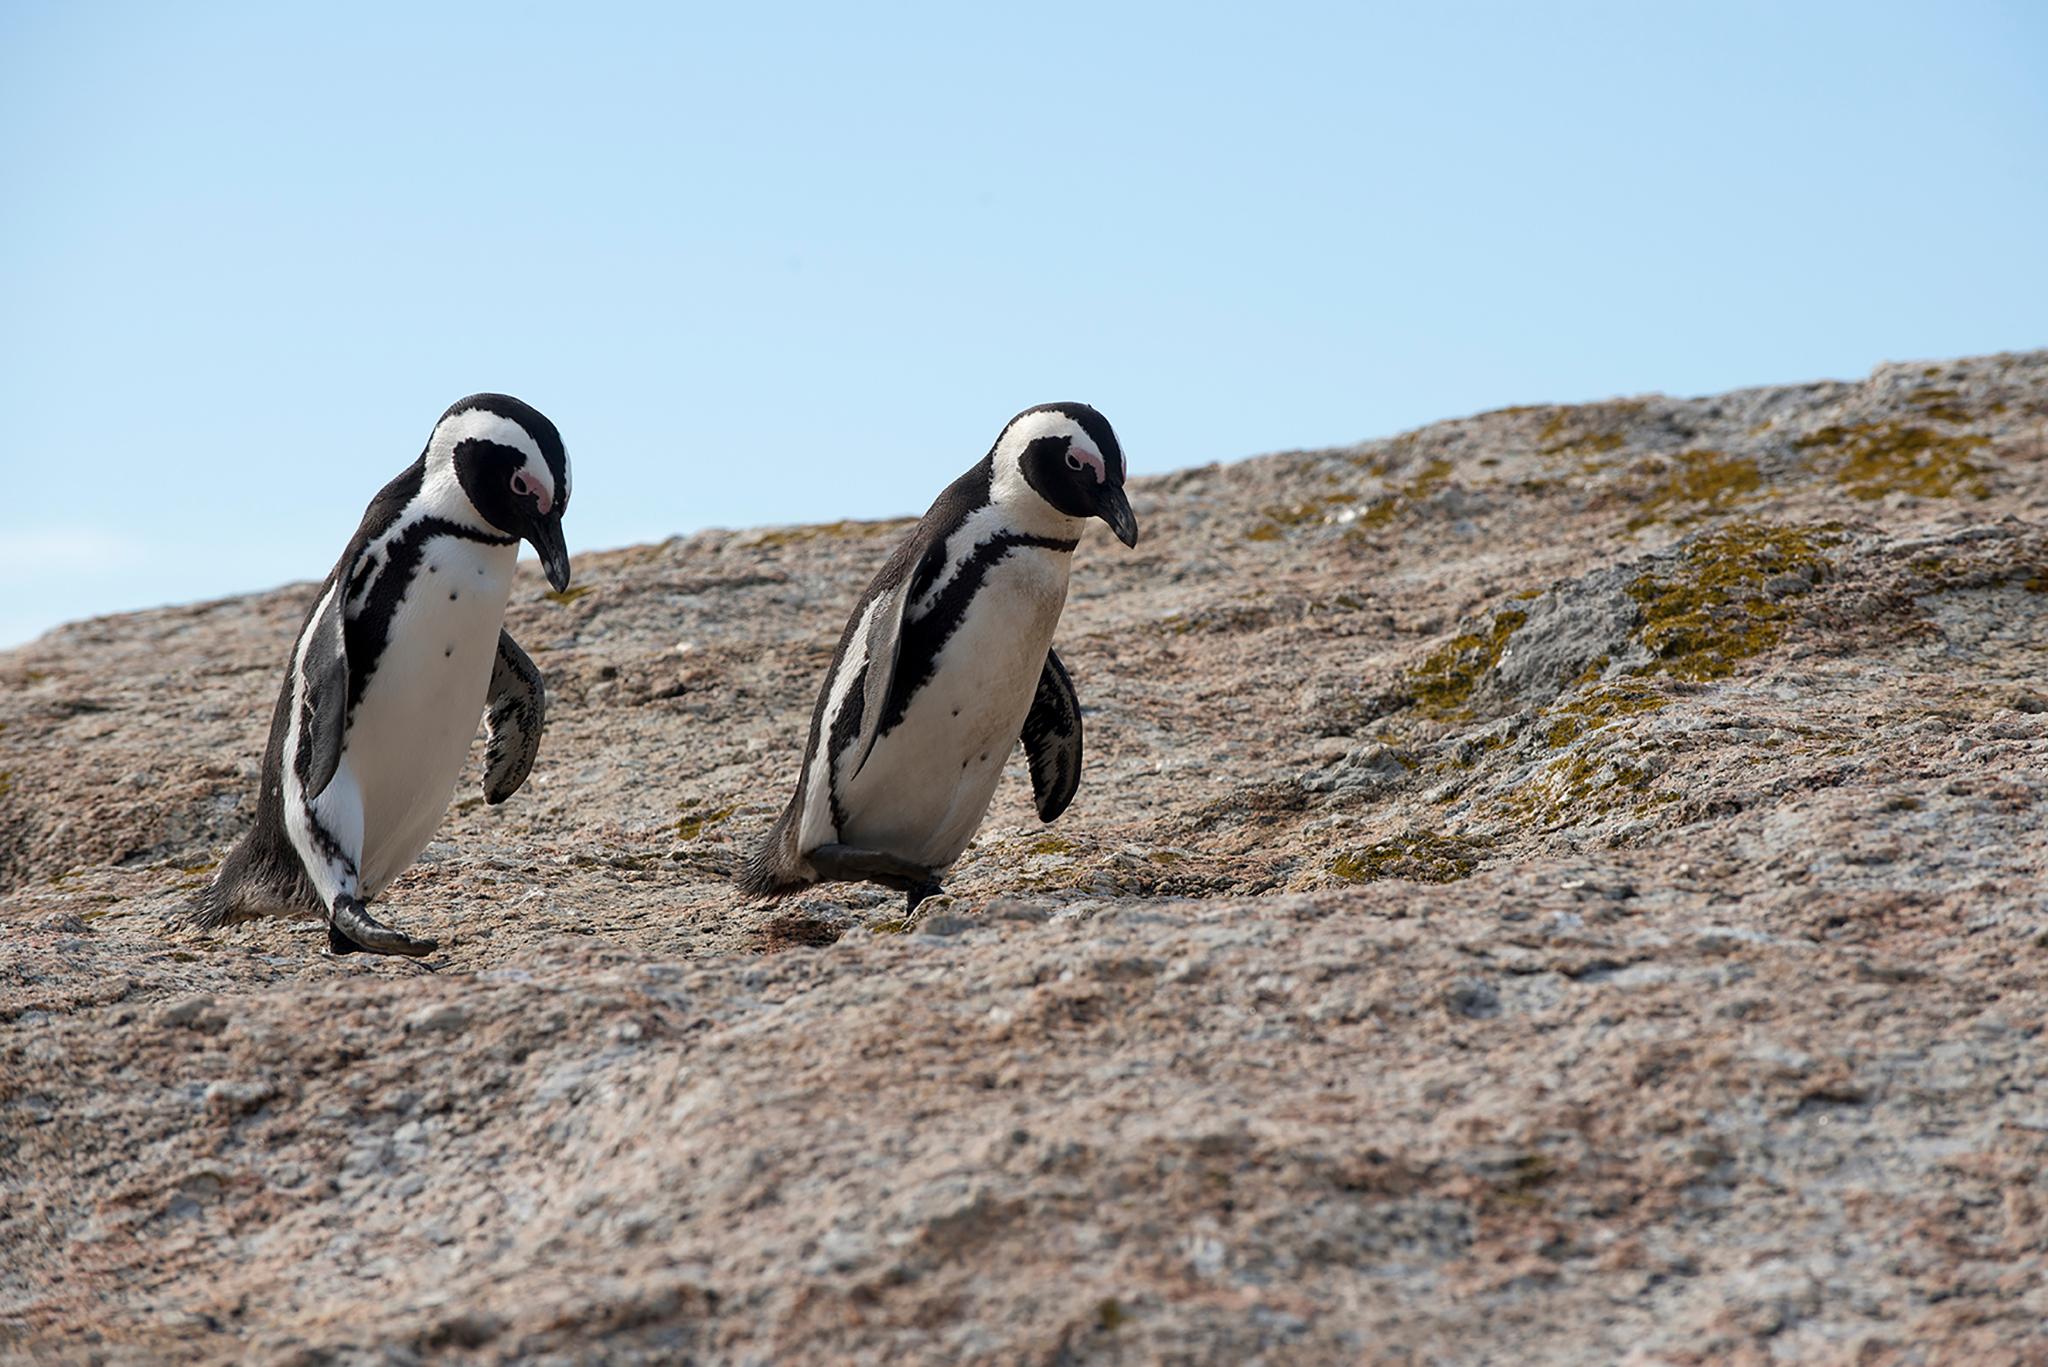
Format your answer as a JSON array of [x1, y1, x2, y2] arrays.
[[734, 840, 801, 899], [182, 836, 315, 930], [734, 804, 807, 899], [185, 877, 236, 930]]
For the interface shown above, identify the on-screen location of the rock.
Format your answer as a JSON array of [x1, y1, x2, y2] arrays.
[[1442, 978, 1502, 1019], [406, 1004, 469, 1035], [5, 350, 2048, 1361], [157, 994, 226, 1033], [1481, 565, 1643, 710]]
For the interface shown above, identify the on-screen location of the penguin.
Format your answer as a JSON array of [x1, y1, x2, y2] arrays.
[[738, 401, 1139, 911], [189, 393, 573, 957]]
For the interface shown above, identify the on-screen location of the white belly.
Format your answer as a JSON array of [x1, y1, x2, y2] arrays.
[[348, 539, 518, 895], [838, 547, 1069, 871]]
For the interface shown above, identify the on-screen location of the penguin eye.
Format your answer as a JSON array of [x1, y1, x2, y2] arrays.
[[511, 472, 533, 498], [1064, 452, 1084, 472]]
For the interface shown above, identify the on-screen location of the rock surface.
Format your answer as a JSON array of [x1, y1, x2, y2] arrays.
[[4, 353, 2047, 1362]]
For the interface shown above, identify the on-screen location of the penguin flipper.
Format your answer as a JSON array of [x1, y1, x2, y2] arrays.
[[1021, 648, 1083, 823], [848, 581, 910, 780], [303, 581, 351, 801], [482, 629, 546, 804]]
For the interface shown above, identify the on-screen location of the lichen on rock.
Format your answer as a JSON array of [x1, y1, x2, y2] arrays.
[[1329, 830, 1493, 883], [1625, 520, 1838, 681], [1795, 422, 1992, 500]]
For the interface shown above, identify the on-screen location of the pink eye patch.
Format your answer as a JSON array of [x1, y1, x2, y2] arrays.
[[1068, 445, 1106, 484], [511, 470, 553, 516]]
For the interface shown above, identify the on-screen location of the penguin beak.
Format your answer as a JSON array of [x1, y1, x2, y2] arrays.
[[528, 514, 572, 593], [1098, 485, 1140, 549]]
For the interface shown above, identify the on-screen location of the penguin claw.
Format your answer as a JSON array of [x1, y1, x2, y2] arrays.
[[905, 881, 945, 914], [327, 898, 439, 959]]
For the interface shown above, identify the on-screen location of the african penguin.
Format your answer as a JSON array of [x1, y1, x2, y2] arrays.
[[738, 401, 1139, 911], [189, 393, 573, 957]]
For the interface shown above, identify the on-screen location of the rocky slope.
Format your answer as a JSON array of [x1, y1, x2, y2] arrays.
[[3, 353, 2046, 1363]]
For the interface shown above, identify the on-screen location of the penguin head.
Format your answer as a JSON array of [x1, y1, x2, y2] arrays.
[[991, 402, 1139, 548], [431, 394, 575, 591]]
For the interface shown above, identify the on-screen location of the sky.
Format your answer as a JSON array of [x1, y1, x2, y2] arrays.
[[3, 1, 2044, 648]]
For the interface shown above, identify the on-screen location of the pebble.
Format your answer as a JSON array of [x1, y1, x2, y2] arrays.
[[406, 1004, 470, 1035]]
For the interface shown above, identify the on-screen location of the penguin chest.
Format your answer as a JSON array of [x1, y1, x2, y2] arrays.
[[838, 547, 1071, 869], [347, 539, 518, 894]]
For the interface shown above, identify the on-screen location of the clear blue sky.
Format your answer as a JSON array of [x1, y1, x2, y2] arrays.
[[4, 2, 2044, 647]]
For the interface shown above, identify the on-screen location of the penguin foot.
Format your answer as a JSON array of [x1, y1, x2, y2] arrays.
[[807, 844, 941, 896], [327, 897, 439, 958], [905, 881, 945, 914]]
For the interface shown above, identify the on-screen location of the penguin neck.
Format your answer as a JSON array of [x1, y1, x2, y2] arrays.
[[984, 463, 1086, 543], [990, 493, 1085, 543]]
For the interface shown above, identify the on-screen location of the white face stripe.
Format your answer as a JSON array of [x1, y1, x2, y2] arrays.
[[427, 409, 557, 504]]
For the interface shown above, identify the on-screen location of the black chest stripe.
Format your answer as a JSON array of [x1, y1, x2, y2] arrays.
[[878, 532, 1075, 735], [343, 517, 515, 719]]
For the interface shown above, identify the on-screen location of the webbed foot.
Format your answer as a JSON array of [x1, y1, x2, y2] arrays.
[[807, 843, 942, 896], [905, 880, 945, 914], [327, 896, 439, 958]]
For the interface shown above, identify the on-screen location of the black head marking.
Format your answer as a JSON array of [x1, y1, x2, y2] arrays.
[[435, 393, 576, 590], [1006, 403, 1133, 536], [440, 394, 571, 535], [1012, 401, 1125, 485]]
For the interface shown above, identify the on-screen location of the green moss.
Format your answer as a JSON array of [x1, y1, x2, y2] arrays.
[[1554, 431, 1624, 457], [1795, 422, 1991, 500], [1541, 682, 1669, 747], [1250, 464, 1461, 539], [0, 770, 11, 798], [1502, 750, 1670, 827], [1096, 1298, 1128, 1332], [1154, 603, 1276, 636], [1625, 449, 1763, 529], [1905, 386, 1984, 424], [1330, 831, 1492, 884], [1245, 490, 1357, 540], [1409, 609, 1528, 720], [1361, 458, 1455, 529], [568, 851, 661, 871], [543, 585, 596, 605], [745, 518, 912, 549], [1026, 835, 1075, 856], [1538, 401, 1645, 458], [673, 801, 735, 840], [1626, 521, 1838, 681]]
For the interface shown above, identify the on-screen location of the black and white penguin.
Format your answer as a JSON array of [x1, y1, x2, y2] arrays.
[[738, 401, 1139, 910], [189, 393, 573, 957]]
